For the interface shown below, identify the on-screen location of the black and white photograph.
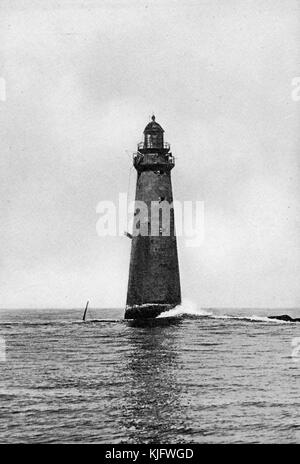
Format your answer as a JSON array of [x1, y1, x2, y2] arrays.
[[0, 0, 299, 447]]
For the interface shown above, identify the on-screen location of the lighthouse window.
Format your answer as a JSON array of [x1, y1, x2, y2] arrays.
[[146, 134, 152, 148], [146, 134, 162, 148]]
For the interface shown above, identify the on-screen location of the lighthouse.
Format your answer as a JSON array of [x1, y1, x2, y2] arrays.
[[125, 116, 181, 319]]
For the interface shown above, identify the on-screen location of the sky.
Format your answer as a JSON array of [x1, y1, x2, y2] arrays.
[[1, 0, 300, 309]]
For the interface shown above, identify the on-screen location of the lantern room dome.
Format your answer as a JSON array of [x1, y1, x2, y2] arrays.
[[143, 115, 164, 133]]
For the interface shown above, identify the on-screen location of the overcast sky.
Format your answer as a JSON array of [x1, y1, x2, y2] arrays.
[[1, 0, 300, 309]]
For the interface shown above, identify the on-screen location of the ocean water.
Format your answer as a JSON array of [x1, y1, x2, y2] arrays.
[[0, 305, 299, 444]]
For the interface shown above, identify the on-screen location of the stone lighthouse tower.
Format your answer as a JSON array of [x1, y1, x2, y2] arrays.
[[125, 116, 181, 319]]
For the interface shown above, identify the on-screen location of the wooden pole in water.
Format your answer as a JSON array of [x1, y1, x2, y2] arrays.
[[82, 300, 89, 321]]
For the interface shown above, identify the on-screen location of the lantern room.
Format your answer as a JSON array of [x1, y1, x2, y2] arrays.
[[137, 115, 170, 154]]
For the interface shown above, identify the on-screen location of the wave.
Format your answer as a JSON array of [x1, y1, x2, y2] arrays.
[[215, 314, 291, 324], [157, 300, 292, 324], [157, 300, 213, 318]]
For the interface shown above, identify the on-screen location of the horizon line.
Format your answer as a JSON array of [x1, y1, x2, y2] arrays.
[[0, 306, 299, 311]]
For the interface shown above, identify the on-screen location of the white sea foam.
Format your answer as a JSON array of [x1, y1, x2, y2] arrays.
[[157, 301, 291, 324], [157, 300, 213, 318]]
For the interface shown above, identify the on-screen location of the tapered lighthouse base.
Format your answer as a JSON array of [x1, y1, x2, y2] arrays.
[[124, 303, 176, 320]]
